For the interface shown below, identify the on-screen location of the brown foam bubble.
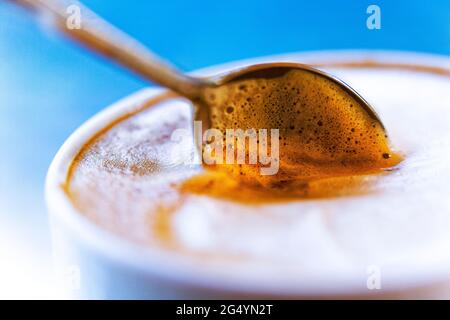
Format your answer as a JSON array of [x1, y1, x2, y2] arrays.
[[201, 67, 402, 187]]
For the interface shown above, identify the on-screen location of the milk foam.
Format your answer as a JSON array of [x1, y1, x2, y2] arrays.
[[67, 66, 450, 280]]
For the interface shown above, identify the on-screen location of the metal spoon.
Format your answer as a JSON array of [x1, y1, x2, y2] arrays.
[[10, 0, 383, 123], [10, 0, 399, 185]]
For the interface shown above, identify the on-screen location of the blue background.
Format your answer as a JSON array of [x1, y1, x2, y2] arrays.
[[0, 0, 449, 297]]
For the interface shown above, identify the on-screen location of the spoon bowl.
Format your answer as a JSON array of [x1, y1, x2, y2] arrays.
[[195, 62, 400, 186]]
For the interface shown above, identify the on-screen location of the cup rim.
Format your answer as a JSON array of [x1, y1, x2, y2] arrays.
[[46, 50, 450, 297]]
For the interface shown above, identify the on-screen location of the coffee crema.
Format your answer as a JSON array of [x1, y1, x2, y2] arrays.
[[201, 66, 402, 187], [65, 58, 450, 280]]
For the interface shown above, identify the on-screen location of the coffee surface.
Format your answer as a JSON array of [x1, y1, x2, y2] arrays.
[[66, 61, 450, 280]]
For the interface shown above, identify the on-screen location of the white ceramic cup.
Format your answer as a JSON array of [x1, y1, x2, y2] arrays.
[[46, 50, 450, 299]]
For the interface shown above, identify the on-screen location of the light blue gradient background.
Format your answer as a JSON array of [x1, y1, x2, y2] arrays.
[[0, 0, 449, 297]]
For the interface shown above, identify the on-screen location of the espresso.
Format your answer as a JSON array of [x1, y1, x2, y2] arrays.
[[66, 60, 450, 280]]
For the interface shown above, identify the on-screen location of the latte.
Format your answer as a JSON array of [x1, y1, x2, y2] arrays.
[[65, 58, 450, 286]]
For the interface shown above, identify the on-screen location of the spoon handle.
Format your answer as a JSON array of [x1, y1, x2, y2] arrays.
[[9, 0, 210, 98]]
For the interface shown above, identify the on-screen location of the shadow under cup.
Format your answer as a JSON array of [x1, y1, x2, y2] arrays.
[[46, 51, 450, 299]]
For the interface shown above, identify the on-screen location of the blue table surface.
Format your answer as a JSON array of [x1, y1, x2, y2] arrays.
[[0, 0, 449, 298]]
